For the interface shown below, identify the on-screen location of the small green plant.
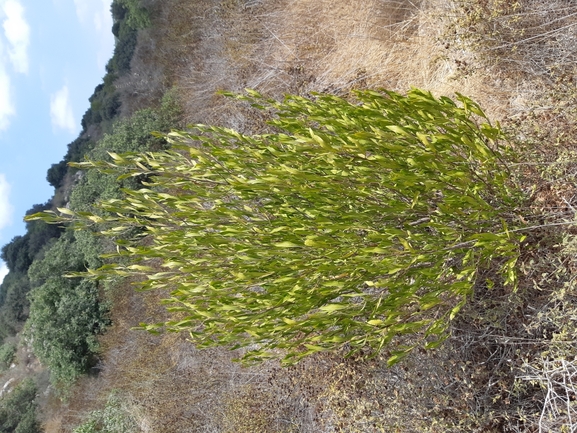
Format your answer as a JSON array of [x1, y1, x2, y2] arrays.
[[0, 342, 16, 371], [72, 391, 138, 433], [28, 89, 526, 365]]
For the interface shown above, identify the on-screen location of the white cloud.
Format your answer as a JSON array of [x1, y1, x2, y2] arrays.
[[0, 262, 8, 285], [0, 151, 13, 285], [0, 0, 28, 131], [0, 64, 14, 131], [74, 0, 111, 31], [50, 85, 76, 133], [72, 0, 90, 24], [0, 174, 13, 232], [95, 0, 114, 70], [1, 0, 30, 74], [94, 0, 107, 31], [73, 0, 114, 71]]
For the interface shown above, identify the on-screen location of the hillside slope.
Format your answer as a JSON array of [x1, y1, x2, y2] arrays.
[[2, 0, 577, 432]]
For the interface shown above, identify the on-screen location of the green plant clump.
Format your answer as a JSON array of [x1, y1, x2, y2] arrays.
[[29, 89, 526, 365], [72, 392, 138, 433], [0, 379, 41, 433], [0, 343, 15, 371], [25, 233, 109, 389]]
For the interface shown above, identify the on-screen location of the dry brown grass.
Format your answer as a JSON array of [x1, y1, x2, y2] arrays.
[[117, 0, 560, 128], [170, 0, 546, 123]]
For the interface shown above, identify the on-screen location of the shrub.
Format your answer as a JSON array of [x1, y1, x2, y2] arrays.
[[81, 107, 95, 130], [46, 160, 68, 188], [29, 89, 526, 365], [111, 0, 152, 31], [0, 379, 41, 433], [111, 27, 137, 74], [25, 234, 109, 389], [111, 21, 120, 38], [66, 137, 93, 163], [69, 102, 179, 214], [1, 236, 31, 274], [72, 392, 138, 433], [0, 342, 15, 370], [110, 0, 127, 21]]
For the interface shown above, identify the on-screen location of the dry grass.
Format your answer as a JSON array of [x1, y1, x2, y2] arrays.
[[446, 0, 577, 78], [170, 0, 549, 124]]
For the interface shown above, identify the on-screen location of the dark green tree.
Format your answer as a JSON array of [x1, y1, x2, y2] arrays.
[[46, 160, 68, 188], [1, 236, 31, 274], [0, 379, 41, 433], [25, 233, 109, 388]]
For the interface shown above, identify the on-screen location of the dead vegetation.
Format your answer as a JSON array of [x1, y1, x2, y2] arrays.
[[39, 0, 577, 432]]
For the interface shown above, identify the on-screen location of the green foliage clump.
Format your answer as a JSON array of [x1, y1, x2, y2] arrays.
[[0, 202, 63, 339], [0, 343, 15, 371], [108, 30, 137, 74], [22, 95, 183, 388], [90, 105, 175, 158], [1, 237, 31, 275], [81, 0, 152, 130], [106, 0, 150, 75], [24, 203, 64, 259], [113, 0, 150, 30], [46, 160, 68, 189], [29, 89, 525, 365], [83, 79, 120, 129], [0, 272, 30, 340], [72, 392, 138, 433], [25, 233, 109, 389], [71, 98, 182, 214], [0, 379, 41, 433]]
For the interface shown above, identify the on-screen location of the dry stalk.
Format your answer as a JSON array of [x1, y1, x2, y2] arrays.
[[519, 359, 577, 433]]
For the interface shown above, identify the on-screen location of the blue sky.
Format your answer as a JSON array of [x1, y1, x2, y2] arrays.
[[0, 0, 115, 282]]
